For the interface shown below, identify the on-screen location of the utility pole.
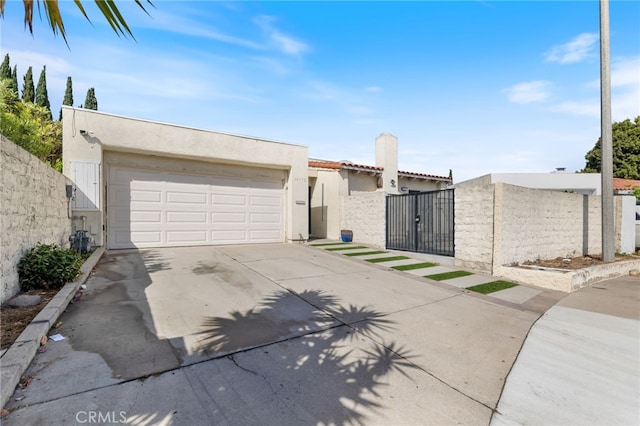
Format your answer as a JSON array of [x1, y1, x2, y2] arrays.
[[600, 0, 615, 262]]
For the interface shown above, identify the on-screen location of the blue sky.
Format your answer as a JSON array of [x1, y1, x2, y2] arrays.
[[2, 1, 639, 182]]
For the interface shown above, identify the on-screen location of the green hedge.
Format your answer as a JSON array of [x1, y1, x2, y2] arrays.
[[18, 243, 83, 291]]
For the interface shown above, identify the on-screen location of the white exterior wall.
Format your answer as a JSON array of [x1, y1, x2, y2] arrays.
[[494, 184, 602, 267], [1, 136, 72, 303], [617, 195, 636, 253], [62, 107, 308, 246], [455, 176, 631, 274], [342, 191, 386, 248], [375, 134, 399, 194], [398, 177, 446, 193], [486, 172, 601, 195], [309, 170, 347, 239], [454, 176, 495, 273], [348, 172, 378, 193]]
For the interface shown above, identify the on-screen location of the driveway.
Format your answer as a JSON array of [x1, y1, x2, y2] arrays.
[[5, 244, 543, 425]]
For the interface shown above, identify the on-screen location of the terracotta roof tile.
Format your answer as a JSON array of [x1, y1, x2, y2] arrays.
[[613, 178, 640, 191], [309, 159, 451, 182]]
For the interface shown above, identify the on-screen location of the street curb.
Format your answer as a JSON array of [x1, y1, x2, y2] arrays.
[[0, 247, 105, 410]]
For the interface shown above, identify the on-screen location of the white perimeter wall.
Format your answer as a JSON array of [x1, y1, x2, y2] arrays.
[[455, 179, 635, 274], [342, 191, 386, 248], [0, 136, 72, 303]]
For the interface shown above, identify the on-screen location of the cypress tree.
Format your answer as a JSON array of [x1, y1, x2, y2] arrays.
[[23, 66, 35, 103], [59, 76, 74, 120], [35, 66, 52, 119], [83, 87, 98, 110], [0, 54, 10, 79], [8, 65, 19, 96]]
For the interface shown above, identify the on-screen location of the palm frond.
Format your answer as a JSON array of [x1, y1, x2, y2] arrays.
[[7, 0, 154, 43]]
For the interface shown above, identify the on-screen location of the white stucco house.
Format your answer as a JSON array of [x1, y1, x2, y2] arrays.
[[308, 133, 452, 240], [62, 107, 308, 250]]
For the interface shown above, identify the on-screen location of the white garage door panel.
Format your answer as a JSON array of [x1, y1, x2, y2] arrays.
[[167, 192, 207, 205], [108, 166, 284, 249], [129, 231, 162, 244], [167, 231, 208, 243], [166, 211, 207, 223], [251, 230, 281, 239], [252, 196, 281, 207], [212, 212, 247, 223], [130, 211, 162, 223], [212, 230, 248, 241], [131, 190, 162, 203], [251, 213, 281, 223]]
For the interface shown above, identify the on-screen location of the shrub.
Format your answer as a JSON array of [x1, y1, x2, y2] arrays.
[[18, 243, 83, 291]]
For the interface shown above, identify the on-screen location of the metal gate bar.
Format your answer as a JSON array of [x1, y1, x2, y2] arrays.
[[386, 189, 454, 256]]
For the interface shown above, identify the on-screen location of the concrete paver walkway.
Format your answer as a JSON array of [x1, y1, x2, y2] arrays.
[[308, 240, 556, 309]]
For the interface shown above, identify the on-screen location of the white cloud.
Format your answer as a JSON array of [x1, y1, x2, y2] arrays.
[[544, 33, 598, 64], [504, 81, 552, 104], [611, 56, 640, 88], [365, 86, 382, 93], [587, 56, 640, 88], [119, 5, 265, 50], [551, 101, 600, 117], [254, 15, 309, 56], [566, 56, 639, 120], [612, 56, 640, 120]]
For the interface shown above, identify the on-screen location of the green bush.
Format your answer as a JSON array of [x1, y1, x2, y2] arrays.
[[18, 243, 83, 291]]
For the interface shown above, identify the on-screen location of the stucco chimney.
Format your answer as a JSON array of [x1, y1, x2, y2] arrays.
[[375, 133, 399, 194]]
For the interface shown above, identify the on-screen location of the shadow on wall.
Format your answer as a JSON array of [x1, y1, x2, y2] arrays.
[[310, 206, 328, 238], [196, 289, 419, 425]]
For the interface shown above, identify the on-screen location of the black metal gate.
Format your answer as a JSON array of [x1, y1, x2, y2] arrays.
[[386, 189, 455, 256]]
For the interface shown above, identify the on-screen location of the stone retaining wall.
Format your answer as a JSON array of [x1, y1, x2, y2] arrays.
[[0, 136, 72, 303]]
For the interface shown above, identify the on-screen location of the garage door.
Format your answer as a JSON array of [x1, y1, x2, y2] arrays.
[[108, 166, 284, 249]]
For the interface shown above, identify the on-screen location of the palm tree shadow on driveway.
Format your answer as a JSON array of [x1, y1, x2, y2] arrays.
[[195, 289, 421, 425]]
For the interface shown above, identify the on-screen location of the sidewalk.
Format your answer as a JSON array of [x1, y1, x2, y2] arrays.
[[492, 275, 640, 425]]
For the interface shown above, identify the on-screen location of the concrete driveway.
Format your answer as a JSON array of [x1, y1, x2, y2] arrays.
[[5, 244, 542, 425]]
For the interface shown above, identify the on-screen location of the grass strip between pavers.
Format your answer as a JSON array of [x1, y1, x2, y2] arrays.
[[467, 280, 519, 294], [392, 262, 438, 271], [366, 256, 410, 263], [325, 245, 369, 251], [310, 242, 348, 247], [425, 270, 474, 281], [344, 251, 387, 257]]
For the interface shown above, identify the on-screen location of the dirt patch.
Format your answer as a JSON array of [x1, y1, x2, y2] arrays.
[[523, 254, 639, 270], [1, 288, 60, 350]]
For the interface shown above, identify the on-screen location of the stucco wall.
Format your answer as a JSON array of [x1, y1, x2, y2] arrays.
[[63, 107, 308, 245], [453, 178, 495, 273], [455, 177, 633, 274], [348, 172, 378, 193], [398, 177, 446, 193], [495, 183, 602, 266], [0, 136, 72, 303], [615, 195, 636, 254], [309, 170, 347, 239], [341, 191, 386, 248], [488, 172, 601, 195]]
